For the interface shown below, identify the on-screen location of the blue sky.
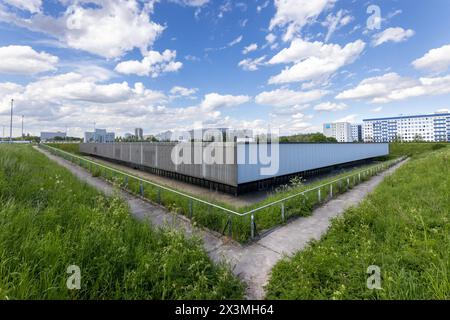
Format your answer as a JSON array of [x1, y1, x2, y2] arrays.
[[1, 0, 450, 138]]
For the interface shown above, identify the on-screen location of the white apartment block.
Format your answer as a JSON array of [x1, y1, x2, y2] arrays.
[[363, 112, 450, 143], [84, 129, 115, 143], [323, 122, 353, 143]]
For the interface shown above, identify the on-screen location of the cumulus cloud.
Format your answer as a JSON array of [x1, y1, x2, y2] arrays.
[[255, 88, 327, 107], [336, 72, 450, 104], [412, 44, 450, 73], [115, 50, 182, 77], [268, 39, 365, 84], [238, 56, 266, 71], [0, 45, 58, 75], [0, 0, 164, 59], [314, 102, 348, 111], [199, 93, 250, 111], [372, 27, 415, 47], [269, 0, 335, 41], [170, 86, 198, 97], [242, 43, 258, 54]]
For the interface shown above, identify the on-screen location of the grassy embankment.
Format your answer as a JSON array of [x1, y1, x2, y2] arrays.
[[45, 143, 402, 242], [0, 145, 244, 299], [266, 144, 449, 299]]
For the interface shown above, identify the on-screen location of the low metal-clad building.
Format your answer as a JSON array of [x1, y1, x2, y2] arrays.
[[80, 142, 389, 195]]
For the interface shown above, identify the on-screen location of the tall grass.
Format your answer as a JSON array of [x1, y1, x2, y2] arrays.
[[266, 147, 450, 299], [0, 145, 244, 299]]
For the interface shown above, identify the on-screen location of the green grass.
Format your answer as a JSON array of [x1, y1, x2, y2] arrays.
[[389, 142, 448, 158], [47, 143, 81, 155], [0, 145, 244, 300], [44, 143, 400, 243], [266, 146, 450, 299]]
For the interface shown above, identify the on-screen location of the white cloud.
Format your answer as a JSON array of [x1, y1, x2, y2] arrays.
[[268, 39, 365, 84], [238, 56, 266, 71], [0, 45, 58, 75], [322, 10, 353, 42], [170, 86, 198, 97], [0, 0, 164, 59], [335, 114, 358, 123], [412, 44, 450, 73], [2, 0, 41, 13], [228, 35, 243, 47], [115, 50, 182, 77], [314, 102, 348, 111], [372, 27, 415, 47], [269, 0, 335, 41], [242, 43, 258, 54], [436, 108, 449, 113], [255, 88, 327, 107], [372, 106, 383, 113], [336, 72, 450, 104], [257, 1, 269, 13], [199, 93, 250, 111], [169, 0, 209, 7]]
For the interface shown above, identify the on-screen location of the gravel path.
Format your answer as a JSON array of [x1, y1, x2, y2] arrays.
[[35, 146, 407, 300]]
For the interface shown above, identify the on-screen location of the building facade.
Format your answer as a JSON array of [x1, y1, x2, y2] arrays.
[[84, 129, 115, 143], [351, 124, 363, 142], [323, 122, 353, 142], [80, 142, 389, 195], [363, 113, 450, 142], [40, 131, 66, 142], [135, 128, 143, 140]]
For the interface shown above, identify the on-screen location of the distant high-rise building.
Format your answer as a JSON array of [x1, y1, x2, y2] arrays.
[[363, 112, 450, 142], [135, 128, 143, 140], [84, 129, 115, 143], [351, 124, 363, 142], [323, 122, 352, 143]]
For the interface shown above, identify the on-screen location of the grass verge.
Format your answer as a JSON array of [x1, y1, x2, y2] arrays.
[[0, 145, 244, 299], [265, 146, 450, 299]]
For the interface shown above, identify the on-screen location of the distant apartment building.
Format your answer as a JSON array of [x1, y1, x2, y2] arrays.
[[155, 130, 173, 141], [135, 128, 144, 140], [351, 124, 363, 142], [84, 129, 115, 143], [363, 112, 450, 142], [40, 131, 66, 142], [323, 122, 353, 143]]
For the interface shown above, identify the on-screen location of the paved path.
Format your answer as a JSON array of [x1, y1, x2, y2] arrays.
[[35, 146, 407, 300]]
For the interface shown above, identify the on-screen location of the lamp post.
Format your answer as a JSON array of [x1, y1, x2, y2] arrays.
[[9, 99, 14, 143]]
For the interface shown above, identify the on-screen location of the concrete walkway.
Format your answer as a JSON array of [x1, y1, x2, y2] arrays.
[[35, 146, 407, 300]]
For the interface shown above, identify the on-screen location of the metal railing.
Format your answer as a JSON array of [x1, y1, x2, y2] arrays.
[[39, 143, 406, 242]]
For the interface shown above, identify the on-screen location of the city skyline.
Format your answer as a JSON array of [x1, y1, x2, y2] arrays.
[[1, 0, 450, 138]]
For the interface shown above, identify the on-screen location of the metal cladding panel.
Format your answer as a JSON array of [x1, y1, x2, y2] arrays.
[[79, 142, 238, 186], [236, 143, 389, 184], [130, 143, 141, 165]]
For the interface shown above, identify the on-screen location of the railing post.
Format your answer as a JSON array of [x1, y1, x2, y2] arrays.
[[347, 178, 350, 189], [139, 181, 144, 196], [318, 188, 321, 203], [251, 214, 255, 239], [228, 214, 232, 237], [124, 176, 128, 188], [330, 183, 333, 199], [281, 203, 285, 223], [189, 199, 193, 218], [157, 188, 161, 204], [358, 173, 361, 182]]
